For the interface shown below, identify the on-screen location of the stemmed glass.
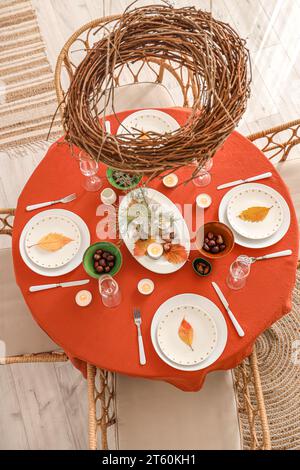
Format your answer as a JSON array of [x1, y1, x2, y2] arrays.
[[227, 255, 251, 290], [78, 151, 102, 192], [99, 274, 122, 308], [192, 158, 213, 187]]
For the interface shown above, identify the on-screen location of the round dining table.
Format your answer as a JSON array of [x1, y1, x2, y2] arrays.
[[12, 108, 299, 392]]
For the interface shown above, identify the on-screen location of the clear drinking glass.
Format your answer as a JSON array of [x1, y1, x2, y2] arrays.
[[79, 151, 102, 191], [99, 274, 122, 308], [227, 255, 252, 290], [192, 158, 213, 187]]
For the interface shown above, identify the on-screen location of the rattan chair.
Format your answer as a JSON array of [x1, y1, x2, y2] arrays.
[[0, 210, 68, 365], [233, 119, 300, 450], [55, 16, 200, 121], [54, 17, 289, 451]]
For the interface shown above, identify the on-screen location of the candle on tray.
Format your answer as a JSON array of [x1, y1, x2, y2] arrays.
[[147, 242, 163, 260]]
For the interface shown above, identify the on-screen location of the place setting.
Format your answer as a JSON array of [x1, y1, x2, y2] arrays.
[[150, 293, 228, 371], [218, 176, 291, 249], [18, 184, 92, 298]]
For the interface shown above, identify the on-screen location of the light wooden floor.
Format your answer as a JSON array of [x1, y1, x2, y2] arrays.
[[1, 0, 300, 450]]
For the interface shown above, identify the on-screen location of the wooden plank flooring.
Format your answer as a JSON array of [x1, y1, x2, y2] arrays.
[[0, 0, 300, 449]]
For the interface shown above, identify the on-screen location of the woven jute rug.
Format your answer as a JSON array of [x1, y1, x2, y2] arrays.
[[236, 269, 300, 450], [0, 0, 62, 152]]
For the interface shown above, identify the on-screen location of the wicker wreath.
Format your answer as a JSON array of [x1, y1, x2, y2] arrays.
[[63, 5, 251, 177]]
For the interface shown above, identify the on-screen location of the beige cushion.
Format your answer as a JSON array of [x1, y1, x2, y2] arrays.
[[0, 248, 59, 357], [99, 82, 175, 114], [114, 371, 241, 450]]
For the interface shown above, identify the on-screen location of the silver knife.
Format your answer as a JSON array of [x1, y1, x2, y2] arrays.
[[29, 279, 90, 293], [212, 282, 245, 337], [217, 171, 272, 190]]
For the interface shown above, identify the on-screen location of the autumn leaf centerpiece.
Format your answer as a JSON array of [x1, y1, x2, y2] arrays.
[[125, 188, 188, 264], [134, 237, 187, 264]]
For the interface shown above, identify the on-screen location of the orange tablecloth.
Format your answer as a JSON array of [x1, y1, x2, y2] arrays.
[[12, 108, 299, 391]]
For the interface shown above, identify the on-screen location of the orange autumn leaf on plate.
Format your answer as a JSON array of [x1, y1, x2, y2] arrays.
[[178, 318, 194, 351], [164, 243, 188, 264], [30, 233, 73, 252], [133, 238, 155, 256], [238, 206, 272, 222]]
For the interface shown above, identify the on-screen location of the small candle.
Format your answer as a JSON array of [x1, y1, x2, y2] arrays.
[[147, 242, 163, 260], [100, 187, 117, 205], [196, 193, 212, 209], [163, 173, 178, 188], [75, 290, 92, 307], [138, 279, 155, 295]]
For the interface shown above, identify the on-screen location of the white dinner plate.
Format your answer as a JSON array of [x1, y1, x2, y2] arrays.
[[25, 215, 81, 268], [118, 187, 191, 274], [117, 109, 180, 137], [19, 209, 90, 277], [227, 186, 283, 239], [157, 305, 217, 366], [151, 294, 228, 371], [219, 183, 291, 249]]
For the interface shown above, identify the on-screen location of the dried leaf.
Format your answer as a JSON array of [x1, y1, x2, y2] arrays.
[[133, 238, 155, 256], [178, 318, 194, 351], [140, 129, 150, 140], [238, 206, 272, 222], [163, 243, 188, 264], [30, 233, 73, 252]]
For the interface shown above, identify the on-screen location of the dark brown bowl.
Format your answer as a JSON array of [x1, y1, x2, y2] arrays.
[[192, 257, 212, 277], [196, 221, 234, 259]]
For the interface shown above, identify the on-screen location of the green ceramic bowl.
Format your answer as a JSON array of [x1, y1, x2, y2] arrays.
[[83, 242, 122, 279], [106, 168, 143, 191], [192, 257, 212, 277]]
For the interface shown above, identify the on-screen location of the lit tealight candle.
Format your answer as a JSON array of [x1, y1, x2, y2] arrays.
[[163, 173, 178, 188], [196, 193, 212, 209], [147, 242, 163, 260], [138, 279, 155, 295], [100, 187, 117, 205], [75, 290, 92, 307]]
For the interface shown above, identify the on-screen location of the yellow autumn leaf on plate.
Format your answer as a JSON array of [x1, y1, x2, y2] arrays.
[[31, 233, 74, 252], [178, 318, 194, 351], [238, 206, 272, 223]]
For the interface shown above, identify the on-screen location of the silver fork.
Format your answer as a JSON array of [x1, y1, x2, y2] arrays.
[[133, 308, 146, 366], [26, 193, 77, 212]]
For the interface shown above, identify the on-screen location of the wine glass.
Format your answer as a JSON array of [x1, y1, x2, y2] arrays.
[[99, 274, 122, 308], [227, 255, 251, 290], [79, 151, 102, 192], [192, 158, 213, 187]]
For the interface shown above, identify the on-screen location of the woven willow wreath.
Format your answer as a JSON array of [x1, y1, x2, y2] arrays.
[[63, 5, 251, 177]]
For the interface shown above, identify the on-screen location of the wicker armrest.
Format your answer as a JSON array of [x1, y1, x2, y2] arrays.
[[0, 209, 15, 236]]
